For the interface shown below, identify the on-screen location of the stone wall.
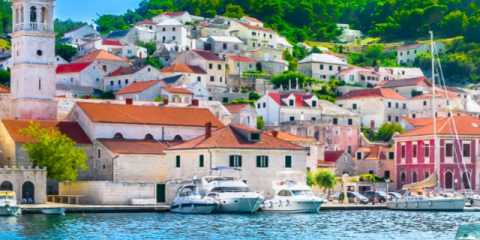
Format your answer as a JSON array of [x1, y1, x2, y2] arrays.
[[0, 167, 47, 204], [59, 181, 155, 205]]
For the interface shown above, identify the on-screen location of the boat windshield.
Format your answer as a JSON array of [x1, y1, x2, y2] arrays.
[[0, 196, 14, 200], [211, 187, 250, 193], [291, 190, 314, 196]]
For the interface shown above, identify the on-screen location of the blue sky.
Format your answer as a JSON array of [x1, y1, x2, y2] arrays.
[[55, 0, 142, 23]]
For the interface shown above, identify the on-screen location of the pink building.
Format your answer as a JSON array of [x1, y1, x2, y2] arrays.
[[395, 116, 479, 191]]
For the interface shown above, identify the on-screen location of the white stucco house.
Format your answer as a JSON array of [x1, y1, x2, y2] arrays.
[[55, 62, 106, 95], [298, 53, 349, 81], [104, 65, 164, 92]]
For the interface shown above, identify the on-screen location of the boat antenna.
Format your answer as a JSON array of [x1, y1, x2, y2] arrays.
[[430, 31, 440, 193]]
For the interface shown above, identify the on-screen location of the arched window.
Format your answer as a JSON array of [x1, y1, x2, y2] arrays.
[[424, 171, 429, 179], [41, 7, 47, 23], [400, 172, 406, 185], [144, 134, 154, 140], [0, 181, 13, 191], [462, 171, 471, 190], [445, 171, 453, 189], [173, 135, 183, 141], [113, 132, 124, 139], [30, 6, 37, 23], [412, 172, 418, 183]]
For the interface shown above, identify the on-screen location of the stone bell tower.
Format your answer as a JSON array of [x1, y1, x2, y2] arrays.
[[10, 0, 57, 120]]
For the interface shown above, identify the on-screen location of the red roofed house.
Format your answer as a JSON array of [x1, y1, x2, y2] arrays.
[[103, 65, 164, 92], [173, 50, 227, 92], [379, 76, 432, 98], [55, 62, 106, 97], [318, 150, 355, 176], [337, 88, 408, 129], [355, 144, 396, 181], [394, 116, 478, 191], [166, 125, 308, 199], [115, 80, 166, 101], [225, 104, 258, 129], [226, 55, 256, 81], [240, 16, 264, 27], [406, 89, 464, 119], [197, 36, 245, 60], [161, 87, 193, 105], [73, 50, 130, 75], [160, 63, 208, 86]]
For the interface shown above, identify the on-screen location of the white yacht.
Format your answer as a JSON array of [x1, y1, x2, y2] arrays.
[[0, 191, 21, 216], [171, 184, 219, 214], [201, 170, 263, 213], [262, 171, 324, 213]]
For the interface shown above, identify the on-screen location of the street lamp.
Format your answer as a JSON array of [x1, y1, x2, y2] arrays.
[[342, 173, 349, 205]]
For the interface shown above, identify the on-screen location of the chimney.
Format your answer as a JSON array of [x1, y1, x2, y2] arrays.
[[272, 130, 279, 138], [126, 98, 133, 105], [374, 66, 379, 72], [163, 98, 169, 105], [205, 122, 212, 139], [192, 99, 199, 106]]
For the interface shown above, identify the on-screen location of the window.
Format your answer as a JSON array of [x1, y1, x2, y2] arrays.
[[289, 99, 294, 106], [263, 102, 266, 108], [256, 155, 269, 168], [348, 119, 353, 125], [423, 101, 427, 106], [369, 170, 374, 175], [251, 133, 260, 141], [176, 156, 181, 168], [463, 143, 471, 157], [223, 43, 227, 49], [320, 64, 324, 70], [285, 156, 292, 168], [403, 103, 406, 109], [210, 76, 214, 82], [197, 76, 201, 82], [312, 101, 317, 107], [125, 79, 129, 85], [97, 149, 101, 158], [338, 66, 341, 71], [209, 63, 213, 69], [388, 102, 392, 108], [357, 152, 362, 160], [218, 64, 222, 70], [388, 116, 392, 122], [384, 171, 390, 179], [413, 144, 417, 158], [352, 104, 357, 110], [199, 155, 205, 167], [395, 116, 399, 122], [347, 146, 352, 154], [257, 103, 261, 108], [113, 132, 124, 139], [412, 172, 418, 182], [425, 144, 430, 157], [401, 145, 406, 158], [328, 65, 333, 71], [332, 118, 338, 125], [388, 152, 394, 160], [110, 81, 114, 86], [229, 155, 242, 167], [425, 172, 430, 179], [445, 143, 453, 157], [172, 27, 176, 31], [289, 116, 295, 121], [395, 103, 399, 109]]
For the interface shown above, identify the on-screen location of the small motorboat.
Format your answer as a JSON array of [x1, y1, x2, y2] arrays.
[[261, 171, 324, 213], [171, 184, 219, 214], [41, 208, 66, 215], [0, 191, 21, 216]]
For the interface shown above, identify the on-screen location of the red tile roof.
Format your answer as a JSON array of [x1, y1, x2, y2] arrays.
[[135, 19, 156, 25], [116, 80, 163, 95], [239, 22, 275, 33], [163, 87, 193, 95], [338, 88, 406, 100], [267, 131, 316, 143], [99, 139, 182, 155], [243, 16, 262, 24], [169, 125, 305, 150], [74, 50, 128, 63], [102, 40, 123, 46], [229, 55, 255, 63], [268, 92, 317, 107], [160, 64, 207, 74], [403, 118, 434, 128], [412, 89, 458, 100], [324, 151, 345, 163], [0, 84, 10, 93], [1, 119, 91, 144], [76, 102, 225, 128], [192, 50, 223, 61], [107, 66, 147, 77], [399, 116, 480, 137], [379, 77, 432, 88], [224, 104, 248, 113], [162, 11, 187, 17], [56, 62, 92, 74]]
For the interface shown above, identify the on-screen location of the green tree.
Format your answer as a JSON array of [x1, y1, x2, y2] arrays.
[[256, 117, 265, 130], [94, 14, 130, 34], [465, 15, 480, 43], [224, 4, 246, 19], [144, 57, 163, 69], [55, 43, 78, 62], [20, 122, 88, 181], [441, 11, 469, 37], [248, 92, 260, 101], [313, 169, 337, 196], [0, 69, 10, 86], [306, 171, 315, 186], [136, 41, 157, 56], [374, 122, 405, 142], [270, 71, 318, 89]]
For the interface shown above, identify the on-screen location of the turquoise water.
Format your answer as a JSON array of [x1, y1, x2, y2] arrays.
[[0, 211, 477, 239]]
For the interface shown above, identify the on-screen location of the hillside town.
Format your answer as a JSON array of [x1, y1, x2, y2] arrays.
[[1, 0, 480, 212]]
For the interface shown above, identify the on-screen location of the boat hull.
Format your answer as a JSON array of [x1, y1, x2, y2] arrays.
[[216, 197, 263, 213], [171, 203, 218, 214], [41, 208, 66, 215], [387, 198, 465, 211], [261, 199, 323, 213], [0, 206, 21, 216]]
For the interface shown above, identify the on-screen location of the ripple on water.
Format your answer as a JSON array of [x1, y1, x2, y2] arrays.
[[0, 210, 477, 240]]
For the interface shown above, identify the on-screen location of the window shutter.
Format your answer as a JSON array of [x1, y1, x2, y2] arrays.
[[265, 156, 269, 167], [239, 156, 242, 167], [256, 156, 261, 167], [285, 156, 292, 168], [230, 155, 234, 167]]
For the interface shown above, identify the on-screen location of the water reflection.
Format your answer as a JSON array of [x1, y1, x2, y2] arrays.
[[0, 211, 477, 239]]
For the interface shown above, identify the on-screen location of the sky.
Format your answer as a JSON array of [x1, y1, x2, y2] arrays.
[[55, 0, 142, 23]]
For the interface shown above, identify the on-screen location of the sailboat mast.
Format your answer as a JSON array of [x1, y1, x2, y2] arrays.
[[430, 31, 440, 192]]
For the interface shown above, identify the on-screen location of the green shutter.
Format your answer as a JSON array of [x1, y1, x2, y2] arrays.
[[265, 156, 269, 168], [256, 156, 261, 167], [238, 156, 242, 167], [230, 155, 234, 167], [176, 155, 181, 168], [199, 155, 204, 167], [285, 156, 292, 168]]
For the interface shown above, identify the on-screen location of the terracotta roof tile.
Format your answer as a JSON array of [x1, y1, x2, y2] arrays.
[[102, 40, 123, 46], [403, 117, 434, 128], [74, 50, 128, 63], [56, 62, 92, 74], [239, 22, 275, 33], [1, 119, 91, 144], [162, 11, 187, 17], [76, 102, 225, 128], [243, 16, 262, 24], [116, 80, 164, 95], [163, 87, 192, 94], [192, 50, 223, 61], [0, 84, 10, 93], [267, 131, 316, 143], [228, 55, 255, 63], [324, 151, 345, 162], [224, 104, 248, 113], [160, 64, 207, 74], [379, 77, 431, 88], [398, 116, 480, 137], [135, 19, 156, 25], [268, 92, 317, 107], [107, 66, 146, 77], [412, 89, 458, 100], [99, 139, 182, 155], [337, 88, 406, 100], [169, 125, 305, 150]]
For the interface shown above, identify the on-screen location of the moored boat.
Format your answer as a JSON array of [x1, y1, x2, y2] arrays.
[[171, 184, 219, 214], [41, 208, 66, 215], [262, 171, 324, 213], [0, 191, 21, 216]]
